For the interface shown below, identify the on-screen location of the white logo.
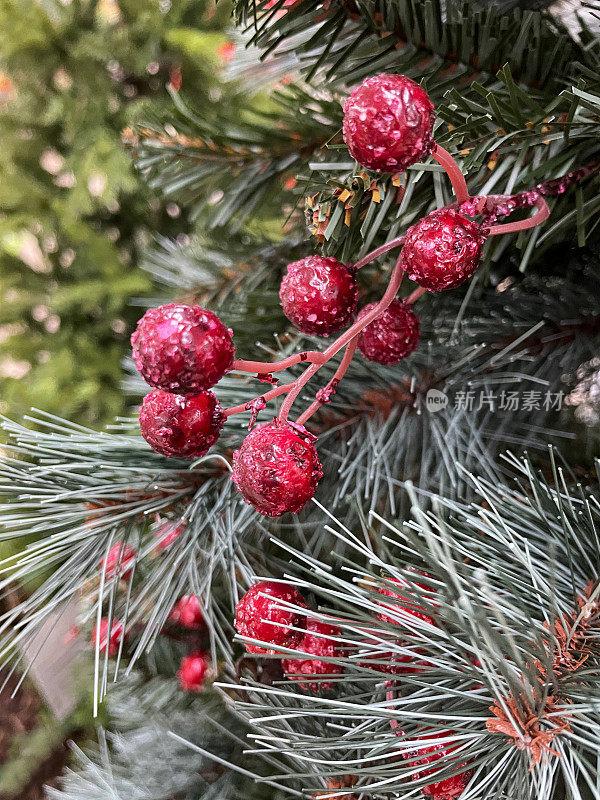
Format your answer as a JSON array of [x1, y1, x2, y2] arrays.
[[425, 389, 449, 413]]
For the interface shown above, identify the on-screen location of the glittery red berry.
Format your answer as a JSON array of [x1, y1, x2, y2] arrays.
[[282, 618, 343, 692], [357, 300, 420, 365], [131, 303, 235, 395], [234, 581, 307, 654], [92, 618, 125, 657], [139, 389, 225, 459], [343, 74, 435, 173], [377, 573, 437, 627], [404, 733, 471, 799], [178, 651, 210, 692], [232, 420, 323, 517], [100, 542, 136, 581], [279, 256, 358, 337], [401, 209, 484, 291], [170, 594, 205, 630]]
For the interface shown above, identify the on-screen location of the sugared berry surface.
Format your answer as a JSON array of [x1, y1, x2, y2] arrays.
[[232, 421, 323, 516], [357, 300, 421, 365], [131, 303, 235, 395], [343, 74, 435, 172], [401, 208, 483, 291], [234, 581, 307, 654], [281, 618, 343, 692], [139, 388, 225, 458], [279, 256, 358, 336]]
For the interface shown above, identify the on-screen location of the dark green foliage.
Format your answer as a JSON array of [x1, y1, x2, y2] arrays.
[[133, 0, 600, 266]]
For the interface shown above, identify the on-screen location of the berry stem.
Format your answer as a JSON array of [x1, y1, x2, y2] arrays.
[[405, 286, 427, 305], [278, 254, 405, 422], [223, 382, 294, 418], [431, 144, 469, 204], [296, 337, 359, 426], [485, 193, 550, 236], [352, 236, 405, 271], [233, 352, 326, 374]]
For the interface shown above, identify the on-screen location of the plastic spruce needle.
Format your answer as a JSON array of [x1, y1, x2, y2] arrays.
[[130, 72, 595, 518]]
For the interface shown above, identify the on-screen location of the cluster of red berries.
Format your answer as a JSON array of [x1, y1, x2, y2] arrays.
[[94, 541, 210, 692], [234, 574, 471, 798], [132, 304, 233, 459], [131, 72, 548, 519], [234, 581, 343, 692]]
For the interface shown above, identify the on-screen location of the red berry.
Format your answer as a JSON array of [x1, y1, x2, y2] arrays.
[[154, 519, 185, 551], [131, 303, 235, 395], [232, 420, 323, 517], [92, 618, 125, 657], [234, 581, 307, 654], [100, 542, 136, 581], [377, 573, 436, 627], [401, 209, 484, 291], [139, 389, 225, 459], [170, 594, 205, 630], [357, 300, 420, 365], [282, 618, 343, 692], [404, 733, 471, 799], [279, 256, 358, 337], [178, 651, 210, 692], [343, 74, 435, 173]]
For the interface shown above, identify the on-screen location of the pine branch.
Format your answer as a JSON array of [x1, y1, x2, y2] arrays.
[[304, 75, 600, 263], [0, 412, 258, 700], [46, 672, 282, 800], [138, 233, 305, 351], [131, 65, 600, 269], [218, 450, 600, 799], [127, 85, 337, 230], [230, 0, 600, 89]]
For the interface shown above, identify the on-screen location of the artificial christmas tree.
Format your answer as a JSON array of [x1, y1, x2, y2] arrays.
[[0, 1, 599, 799]]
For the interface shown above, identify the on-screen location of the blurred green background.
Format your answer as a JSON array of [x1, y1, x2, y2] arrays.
[[0, 0, 234, 427]]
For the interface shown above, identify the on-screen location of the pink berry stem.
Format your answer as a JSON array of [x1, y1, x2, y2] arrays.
[[405, 286, 428, 305], [352, 236, 405, 271], [431, 144, 469, 204], [484, 193, 550, 236], [296, 336, 359, 426], [223, 381, 294, 418], [536, 160, 600, 196], [232, 352, 326, 374], [278, 253, 405, 422]]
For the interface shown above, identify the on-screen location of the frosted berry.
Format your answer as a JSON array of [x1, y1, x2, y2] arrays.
[[131, 303, 235, 395], [279, 256, 358, 337], [357, 300, 420, 365], [377, 573, 437, 627], [401, 209, 484, 291], [92, 618, 125, 657], [139, 389, 225, 459], [232, 420, 323, 517], [170, 594, 205, 630], [100, 542, 136, 581], [282, 618, 343, 692], [404, 733, 472, 799], [343, 74, 435, 173], [234, 581, 307, 654], [178, 651, 210, 692]]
